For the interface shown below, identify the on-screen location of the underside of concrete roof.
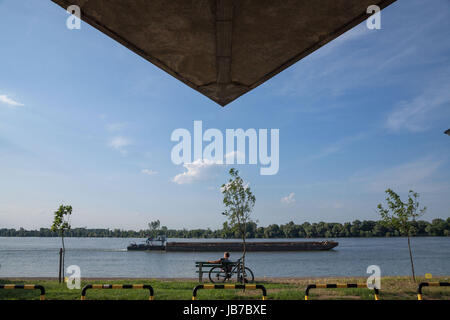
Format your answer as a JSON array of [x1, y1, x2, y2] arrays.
[[51, 0, 396, 106]]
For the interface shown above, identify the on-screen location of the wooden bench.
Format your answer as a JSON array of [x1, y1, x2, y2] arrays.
[[195, 261, 237, 282]]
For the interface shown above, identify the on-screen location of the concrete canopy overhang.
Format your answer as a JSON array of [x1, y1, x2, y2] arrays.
[[51, 0, 396, 106]]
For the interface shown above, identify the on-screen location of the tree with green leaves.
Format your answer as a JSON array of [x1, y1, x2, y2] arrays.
[[221, 168, 256, 279], [148, 220, 161, 237], [51, 205, 72, 281], [377, 189, 426, 281]]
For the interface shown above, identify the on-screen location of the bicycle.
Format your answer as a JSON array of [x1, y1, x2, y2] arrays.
[[208, 257, 255, 283]]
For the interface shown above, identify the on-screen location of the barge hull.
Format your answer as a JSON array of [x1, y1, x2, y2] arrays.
[[127, 241, 338, 251], [127, 244, 165, 251], [165, 241, 338, 252]]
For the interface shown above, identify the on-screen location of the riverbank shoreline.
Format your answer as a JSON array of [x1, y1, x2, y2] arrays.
[[2, 275, 449, 281]]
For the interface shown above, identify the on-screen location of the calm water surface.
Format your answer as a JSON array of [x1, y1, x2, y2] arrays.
[[0, 237, 449, 278]]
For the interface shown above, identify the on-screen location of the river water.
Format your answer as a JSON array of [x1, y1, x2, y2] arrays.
[[0, 237, 449, 278]]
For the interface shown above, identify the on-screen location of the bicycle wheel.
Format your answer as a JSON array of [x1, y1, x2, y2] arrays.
[[209, 266, 229, 283], [237, 267, 255, 283]]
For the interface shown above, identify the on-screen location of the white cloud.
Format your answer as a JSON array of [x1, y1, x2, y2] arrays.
[[108, 136, 131, 153], [0, 94, 24, 107], [173, 159, 223, 184], [386, 85, 450, 132], [281, 192, 296, 205], [106, 122, 127, 132], [224, 151, 246, 163], [141, 169, 157, 176]]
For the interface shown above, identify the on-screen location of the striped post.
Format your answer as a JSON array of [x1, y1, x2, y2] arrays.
[[80, 284, 154, 300], [417, 282, 449, 300], [192, 284, 267, 300], [305, 283, 379, 300], [0, 284, 46, 300]]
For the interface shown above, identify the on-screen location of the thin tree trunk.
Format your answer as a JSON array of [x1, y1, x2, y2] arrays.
[[58, 248, 63, 283], [62, 232, 65, 281], [407, 235, 416, 282], [242, 222, 246, 283], [242, 225, 246, 269]]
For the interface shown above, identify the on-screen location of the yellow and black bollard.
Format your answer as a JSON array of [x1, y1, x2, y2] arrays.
[[417, 282, 449, 300], [80, 284, 154, 300], [305, 283, 379, 300], [192, 284, 267, 300], [0, 284, 46, 300]]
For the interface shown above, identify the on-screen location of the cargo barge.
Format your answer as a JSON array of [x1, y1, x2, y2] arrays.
[[127, 237, 338, 252]]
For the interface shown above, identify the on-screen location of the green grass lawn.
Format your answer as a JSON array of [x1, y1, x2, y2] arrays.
[[0, 276, 448, 300]]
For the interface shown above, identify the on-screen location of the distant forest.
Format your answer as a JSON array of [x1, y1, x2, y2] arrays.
[[1, 218, 449, 238]]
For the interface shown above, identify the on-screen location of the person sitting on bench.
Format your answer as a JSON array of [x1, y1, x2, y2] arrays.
[[208, 252, 232, 273]]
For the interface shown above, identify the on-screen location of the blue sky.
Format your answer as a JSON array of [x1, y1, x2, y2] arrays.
[[0, 0, 449, 230]]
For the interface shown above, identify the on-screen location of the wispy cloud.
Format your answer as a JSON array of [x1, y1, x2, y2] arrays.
[[108, 136, 131, 154], [351, 157, 448, 193], [0, 94, 24, 107], [306, 133, 366, 161], [274, 2, 450, 102], [141, 169, 157, 176], [281, 192, 296, 205], [313, 23, 370, 58], [106, 122, 128, 132], [173, 159, 223, 185], [386, 84, 450, 132]]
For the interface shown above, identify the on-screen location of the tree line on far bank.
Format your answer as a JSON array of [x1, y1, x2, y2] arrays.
[[1, 218, 449, 238]]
